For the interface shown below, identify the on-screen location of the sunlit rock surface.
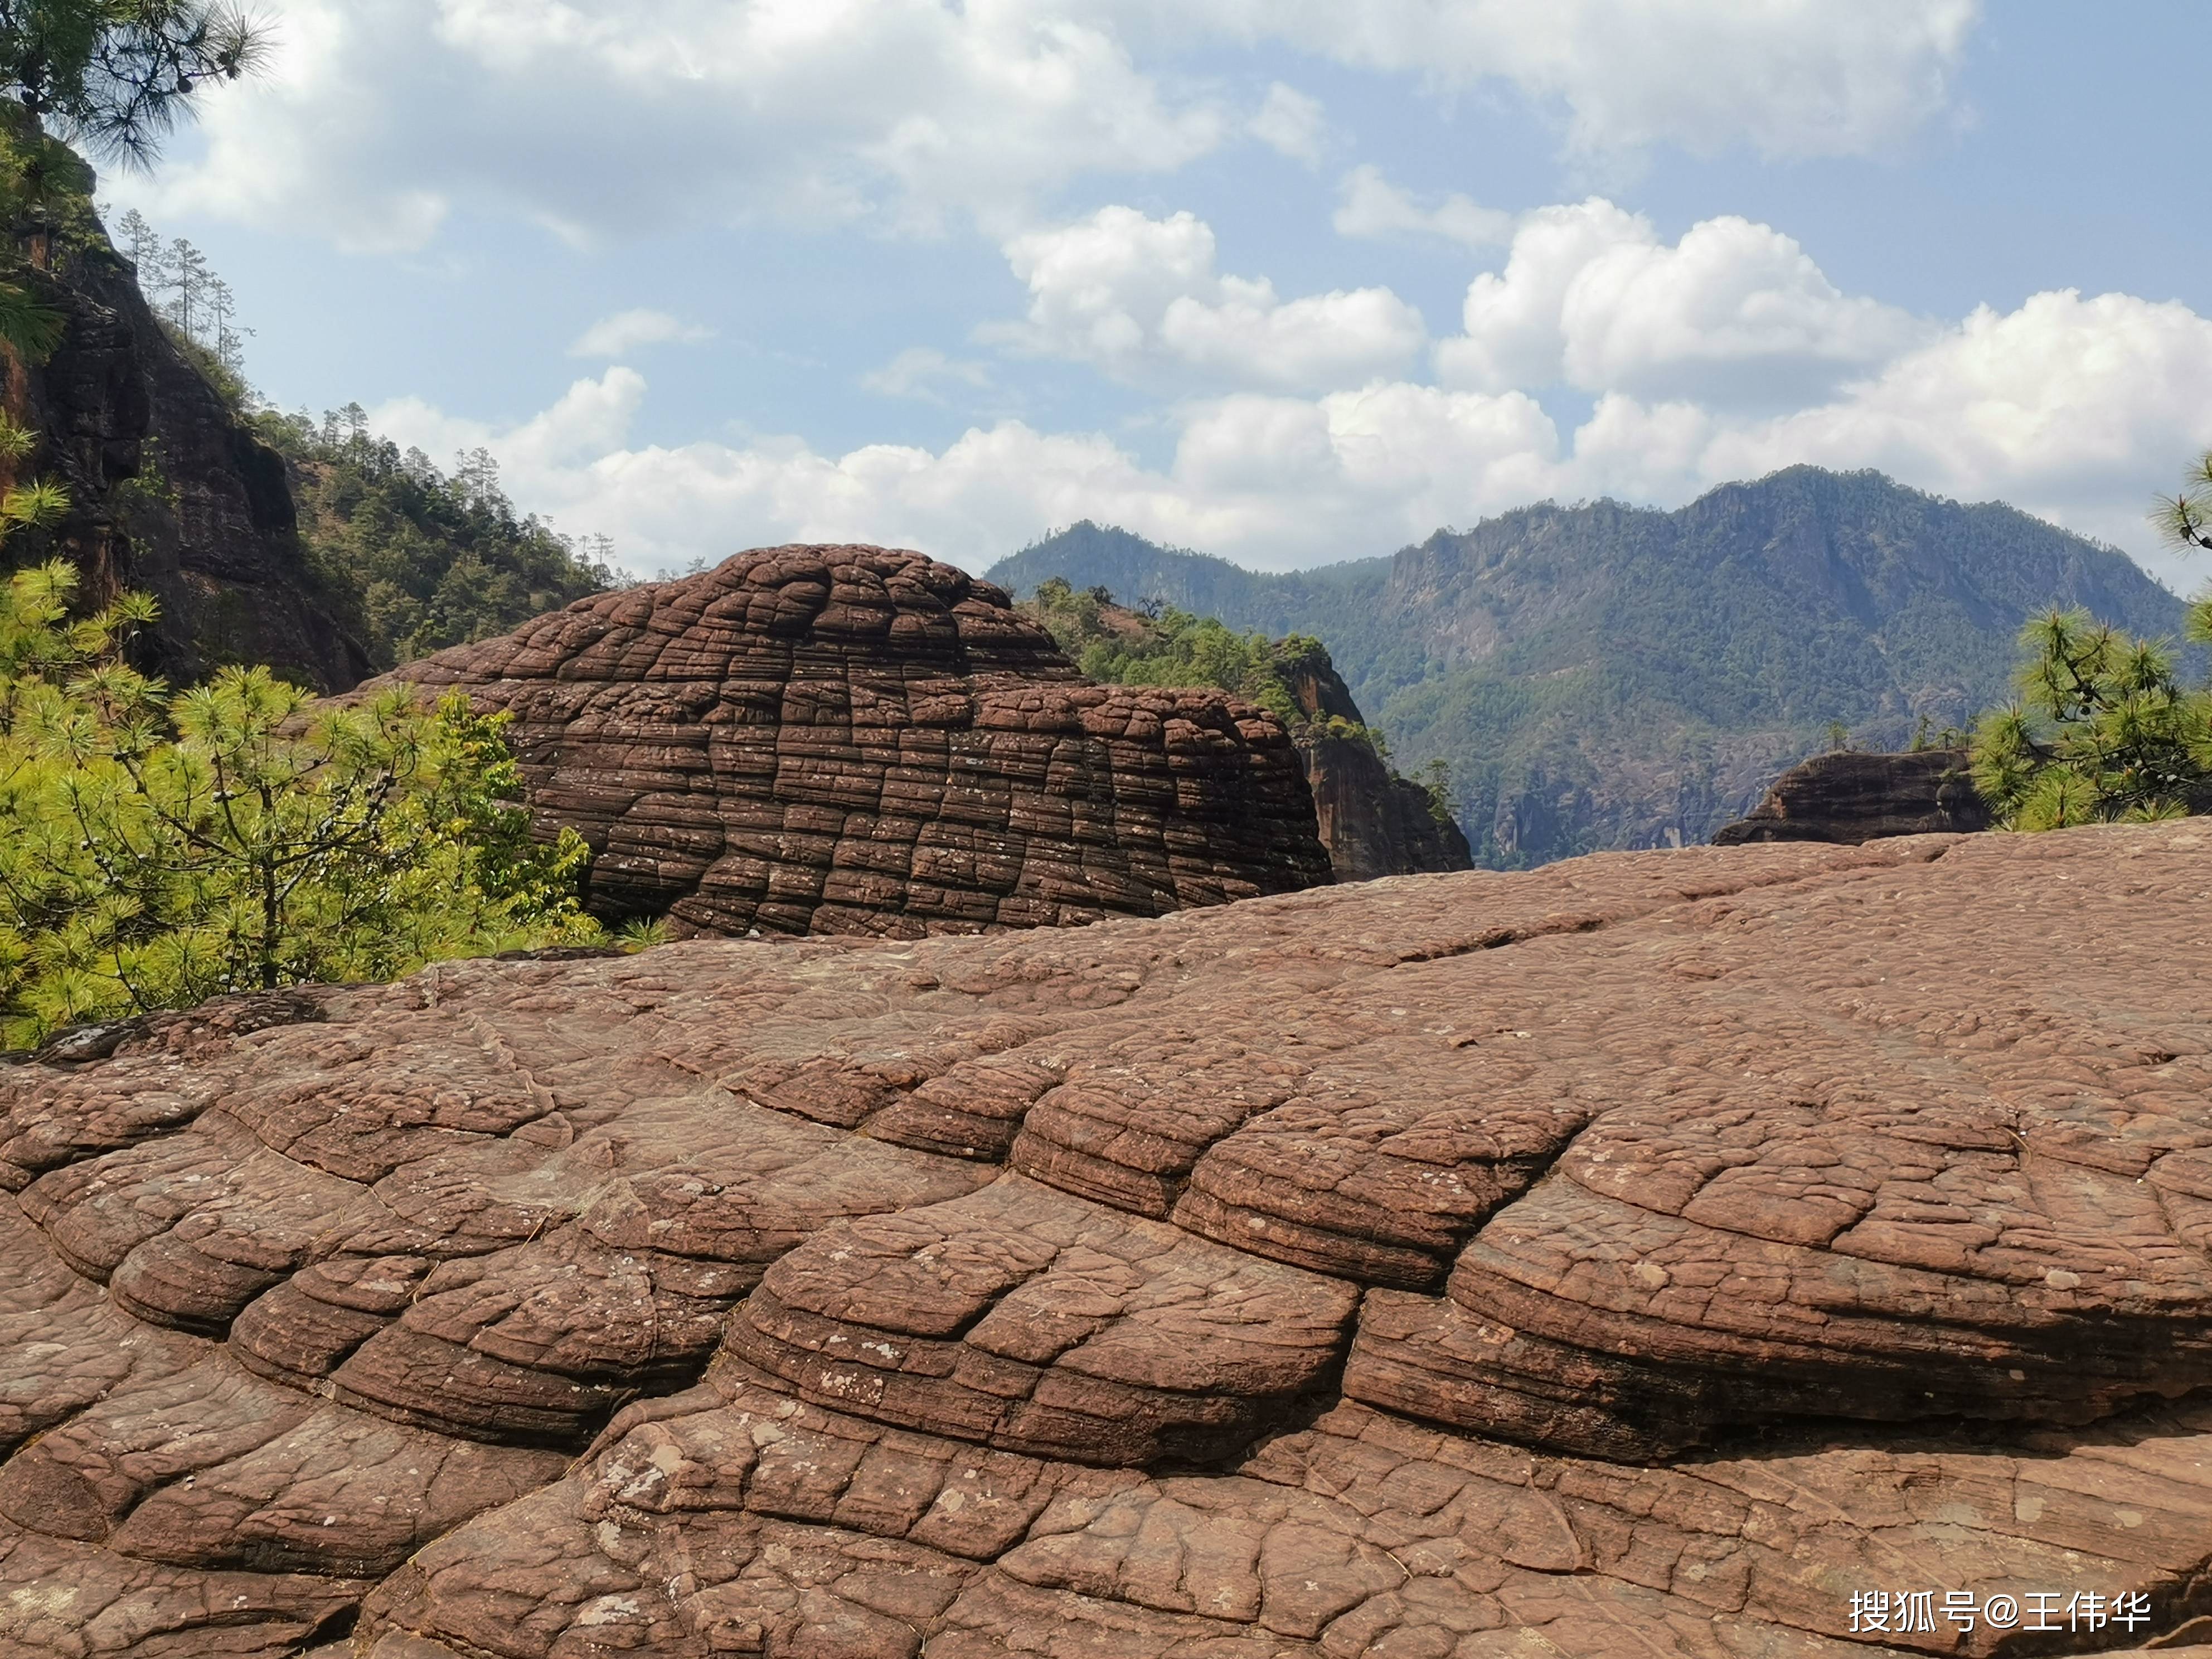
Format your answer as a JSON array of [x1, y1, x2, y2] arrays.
[[5, 823, 2212, 1656]]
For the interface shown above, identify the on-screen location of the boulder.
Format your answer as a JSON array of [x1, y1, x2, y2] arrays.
[[1712, 746, 1992, 845], [5, 821, 2212, 1656], [365, 545, 1335, 938]]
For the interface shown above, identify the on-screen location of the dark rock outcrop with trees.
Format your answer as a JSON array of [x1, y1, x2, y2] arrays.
[[1711, 746, 1991, 845], [1016, 578, 1471, 881]]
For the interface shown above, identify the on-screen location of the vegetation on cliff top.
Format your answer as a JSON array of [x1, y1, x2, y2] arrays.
[[108, 208, 620, 673], [1019, 576, 1311, 725], [1017, 575, 1453, 823], [256, 408, 617, 671]]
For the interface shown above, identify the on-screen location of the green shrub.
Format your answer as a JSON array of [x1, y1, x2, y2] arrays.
[[0, 562, 603, 1044]]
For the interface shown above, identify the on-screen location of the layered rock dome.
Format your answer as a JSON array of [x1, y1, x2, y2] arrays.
[[5, 823, 2212, 1656], [362, 544, 1333, 938]]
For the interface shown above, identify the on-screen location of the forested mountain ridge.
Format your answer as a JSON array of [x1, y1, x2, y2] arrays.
[[0, 125, 370, 690], [988, 470, 2191, 866]]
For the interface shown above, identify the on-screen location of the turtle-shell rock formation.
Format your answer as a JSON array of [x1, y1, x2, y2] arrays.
[[361, 545, 1332, 938], [6, 822, 2212, 1658]]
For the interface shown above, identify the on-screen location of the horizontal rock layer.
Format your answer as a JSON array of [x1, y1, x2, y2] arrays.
[[362, 544, 1334, 938], [1713, 747, 1993, 845], [3, 823, 2211, 1656]]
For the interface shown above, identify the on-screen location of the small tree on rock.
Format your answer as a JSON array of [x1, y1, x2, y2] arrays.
[[1971, 457, 2212, 828]]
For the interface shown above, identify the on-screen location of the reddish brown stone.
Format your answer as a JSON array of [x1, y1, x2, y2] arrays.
[[3, 824, 2211, 1656], [359, 545, 1333, 938]]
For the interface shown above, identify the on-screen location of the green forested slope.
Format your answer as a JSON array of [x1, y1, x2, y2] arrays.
[[253, 408, 617, 672], [110, 209, 619, 679], [988, 469, 2192, 866]]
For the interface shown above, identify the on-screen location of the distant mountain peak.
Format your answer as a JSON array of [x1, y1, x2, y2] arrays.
[[989, 468, 2186, 869]]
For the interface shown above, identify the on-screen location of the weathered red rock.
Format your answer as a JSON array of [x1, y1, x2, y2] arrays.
[[1712, 746, 1992, 844], [362, 545, 1334, 938], [4, 822, 2212, 1656]]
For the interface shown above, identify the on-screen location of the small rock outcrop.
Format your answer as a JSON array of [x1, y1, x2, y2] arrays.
[[13, 151, 370, 691], [1011, 584, 1472, 883], [1280, 647, 1473, 880], [5, 823, 2212, 1656], [369, 545, 1333, 937], [1711, 745, 1992, 844]]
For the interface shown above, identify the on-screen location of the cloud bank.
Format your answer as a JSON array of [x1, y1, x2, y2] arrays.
[[372, 195, 2212, 587], [136, 0, 1982, 249]]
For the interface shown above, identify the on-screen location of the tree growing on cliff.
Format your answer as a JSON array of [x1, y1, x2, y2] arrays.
[[255, 410, 620, 668], [0, 561, 605, 1045]]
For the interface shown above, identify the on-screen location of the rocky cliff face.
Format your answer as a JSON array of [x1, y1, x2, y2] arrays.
[[1015, 587, 1472, 884], [3, 822, 2210, 1656], [1712, 746, 1993, 844], [1281, 652, 1472, 881], [368, 544, 1333, 937], [13, 188, 368, 690]]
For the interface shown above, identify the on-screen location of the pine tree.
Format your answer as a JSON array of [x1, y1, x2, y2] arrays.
[[113, 204, 159, 274], [1972, 605, 2212, 828], [206, 271, 247, 370], [0, 3, 272, 168], [0, 560, 605, 1045], [163, 232, 207, 336]]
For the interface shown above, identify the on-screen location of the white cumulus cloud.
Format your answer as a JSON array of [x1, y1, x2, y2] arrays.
[[1438, 200, 1928, 410], [860, 346, 996, 402], [1701, 289, 2212, 554], [121, 0, 1985, 251], [1332, 166, 1515, 250], [568, 308, 716, 358], [987, 205, 1426, 392], [137, 0, 1229, 249], [1179, 0, 1981, 162], [1249, 83, 1328, 165]]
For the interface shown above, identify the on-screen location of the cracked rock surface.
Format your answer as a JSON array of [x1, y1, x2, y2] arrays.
[[3, 822, 2212, 1657], [358, 544, 1333, 939]]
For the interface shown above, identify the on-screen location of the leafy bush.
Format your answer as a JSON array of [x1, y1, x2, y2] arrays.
[[0, 561, 604, 1044]]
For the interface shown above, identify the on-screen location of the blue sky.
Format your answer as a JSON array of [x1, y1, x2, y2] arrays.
[[95, 2, 2212, 590]]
